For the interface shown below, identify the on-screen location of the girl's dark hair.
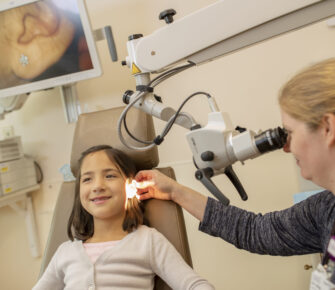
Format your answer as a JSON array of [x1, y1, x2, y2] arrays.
[[67, 145, 145, 241]]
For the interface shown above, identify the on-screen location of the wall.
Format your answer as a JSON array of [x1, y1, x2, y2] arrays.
[[0, 0, 334, 289]]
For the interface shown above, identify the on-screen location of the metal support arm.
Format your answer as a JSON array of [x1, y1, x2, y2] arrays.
[[0, 185, 40, 258]]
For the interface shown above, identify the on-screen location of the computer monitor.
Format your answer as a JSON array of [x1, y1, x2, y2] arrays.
[[0, 0, 102, 98]]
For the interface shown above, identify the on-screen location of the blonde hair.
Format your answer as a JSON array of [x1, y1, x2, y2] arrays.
[[279, 58, 335, 130]]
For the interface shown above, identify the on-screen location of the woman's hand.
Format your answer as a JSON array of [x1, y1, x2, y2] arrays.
[[135, 169, 208, 221], [134, 169, 179, 201]]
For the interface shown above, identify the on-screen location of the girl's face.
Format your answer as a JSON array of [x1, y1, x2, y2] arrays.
[[79, 150, 127, 222], [281, 109, 328, 185]]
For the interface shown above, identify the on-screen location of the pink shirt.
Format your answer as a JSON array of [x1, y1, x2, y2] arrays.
[[83, 240, 120, 263]]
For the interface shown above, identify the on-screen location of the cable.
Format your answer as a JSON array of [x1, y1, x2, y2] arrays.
[[34, 161, 43, 184], [118, 88, 212, 150], [117, 91, 156, 151], [123, 111, 153, 145], [119, 63, 196, 148], [149, 62, 195, 87], [158, 92, 211, 139]]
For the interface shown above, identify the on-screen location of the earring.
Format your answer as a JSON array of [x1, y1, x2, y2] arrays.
[[19, 54, 29, 66]]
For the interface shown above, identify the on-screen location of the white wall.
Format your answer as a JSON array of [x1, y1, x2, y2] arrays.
[[0, 0, 334, 289]]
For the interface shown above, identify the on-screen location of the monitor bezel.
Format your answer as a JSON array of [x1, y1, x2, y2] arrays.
[[0, 0, 102, 98]]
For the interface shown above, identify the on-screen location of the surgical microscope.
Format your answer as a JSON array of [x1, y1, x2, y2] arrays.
[[117, 0, 335, 205]]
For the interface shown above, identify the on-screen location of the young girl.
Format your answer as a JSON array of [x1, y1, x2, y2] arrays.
[[33, 145, 214, 290]]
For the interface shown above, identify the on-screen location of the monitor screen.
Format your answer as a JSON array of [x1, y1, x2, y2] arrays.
[[0, 0, 101, 98]]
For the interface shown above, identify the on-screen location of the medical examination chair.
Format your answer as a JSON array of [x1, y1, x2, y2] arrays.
[[38, 107, 192, 290]]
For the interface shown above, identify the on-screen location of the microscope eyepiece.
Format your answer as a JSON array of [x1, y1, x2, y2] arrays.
[[254, 127, 287, 153]]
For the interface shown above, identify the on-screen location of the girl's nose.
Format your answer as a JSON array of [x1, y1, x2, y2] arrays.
[[93, 185, 105, 194], [92, 178, 105, 193]]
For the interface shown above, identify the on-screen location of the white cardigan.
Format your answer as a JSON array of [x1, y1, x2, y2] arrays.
[[33, 225, 214, 290]]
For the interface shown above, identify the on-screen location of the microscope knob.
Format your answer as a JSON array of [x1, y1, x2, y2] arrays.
[[128, 34, 143, 41], [159, 9, 176, 24], [201, 151, 214, 161], [123, 90, 134, 104]]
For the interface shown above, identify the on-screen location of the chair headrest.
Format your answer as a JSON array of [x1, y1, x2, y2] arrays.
[[70, 106, 159, 176]]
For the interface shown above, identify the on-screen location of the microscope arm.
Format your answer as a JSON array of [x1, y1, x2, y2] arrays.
[[126, 0, 335, 74]]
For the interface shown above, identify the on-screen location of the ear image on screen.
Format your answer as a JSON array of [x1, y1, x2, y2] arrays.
[[0, 0, 101, 98]]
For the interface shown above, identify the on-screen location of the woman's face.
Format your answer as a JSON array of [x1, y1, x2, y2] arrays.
[[0, 0, 75, 87], [79, 150, 127, 223], [281, 109, 328, 185]]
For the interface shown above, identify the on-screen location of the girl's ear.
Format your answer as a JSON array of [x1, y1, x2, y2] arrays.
[[322, 113, 335, 147]]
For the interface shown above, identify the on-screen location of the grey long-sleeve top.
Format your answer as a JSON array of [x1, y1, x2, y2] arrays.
[[199, 190, 335, 256]]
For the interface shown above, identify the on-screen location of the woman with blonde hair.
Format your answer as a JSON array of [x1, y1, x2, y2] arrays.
[[135, 58, 335, 287]]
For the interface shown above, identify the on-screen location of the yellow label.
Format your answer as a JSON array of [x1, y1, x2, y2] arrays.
[[1, 167, 8, 173], [5, 187, 12, 194], [132, 63, 141, 75]]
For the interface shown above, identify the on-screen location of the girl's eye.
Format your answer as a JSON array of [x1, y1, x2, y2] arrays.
[[81, 177, 91, 183], [106, 174, 117, 179]]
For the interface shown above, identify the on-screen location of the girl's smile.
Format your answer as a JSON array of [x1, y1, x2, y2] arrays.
[[90, 195, 112, 205]]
